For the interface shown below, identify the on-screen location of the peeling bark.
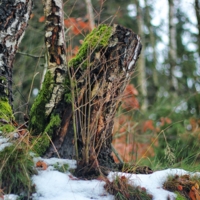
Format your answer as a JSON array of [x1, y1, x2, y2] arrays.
[[43, 0, 67, 116], [0, 0, 32, 104]]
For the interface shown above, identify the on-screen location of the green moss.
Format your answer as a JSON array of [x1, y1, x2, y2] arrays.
[[53, 163, 69, 173], [44, 114, 61, 134], [0, 98, 15, 134], [0, 143, 35, 195], [105, 175, 152, 200], [64, 76, 72, 103], [68, 24, 112, 68], [0, 98, 13, 121], [29, 71, 54, 134], [32, 114, 61, 155], [175, 192, 187, 200], [0, 124, 15, 133]]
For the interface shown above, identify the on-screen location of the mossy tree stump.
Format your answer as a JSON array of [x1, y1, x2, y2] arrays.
[[0, 0, 142, 179], [29, 21, 142, 176]]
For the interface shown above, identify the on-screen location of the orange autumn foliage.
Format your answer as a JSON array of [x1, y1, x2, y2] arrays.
[[143, 120, 155, 132], [38, 16, 90, 36], [39, 16, 45, 22], [64, 17, 90, 35], [160, 117, 172, 126], [190, 118, 200, 132], [66, 45, 79, 60], [121, 84, 139, 111], [112, 115, 157, 163]]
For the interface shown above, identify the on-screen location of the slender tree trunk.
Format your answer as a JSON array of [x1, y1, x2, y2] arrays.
[[144, 0, 159, 100], [135, 0, 148, 110], [85, 0, 95, 30], [168, 0, 178, 93], [195, 0, 200, 57], [29, 0, 67, 134]]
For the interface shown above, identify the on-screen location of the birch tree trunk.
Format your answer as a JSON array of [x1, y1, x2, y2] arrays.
[[85, 0, 95, 30], [168, 0, 178, 93], [0, 0, 32, 129]]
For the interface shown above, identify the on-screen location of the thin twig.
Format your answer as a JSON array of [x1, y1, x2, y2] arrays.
[[111, 144, 124, 164], [17, 51, 44, 58]]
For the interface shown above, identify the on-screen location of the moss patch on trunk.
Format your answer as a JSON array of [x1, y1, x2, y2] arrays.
[[68, 24, 112, 68], [0, 98, 15, 133], [29, 71, 54, 134]]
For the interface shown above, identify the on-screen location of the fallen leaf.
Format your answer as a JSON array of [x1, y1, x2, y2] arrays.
[[68, 174, 79, 180], [39, 16, 45, 22], [36, 161, 48, 170], [177, 185, 183, 191]]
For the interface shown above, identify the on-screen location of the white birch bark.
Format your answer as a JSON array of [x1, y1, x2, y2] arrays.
[[85, 0, 95, 30], [0, 0, 32, 104], [43, 0, 67, 116]]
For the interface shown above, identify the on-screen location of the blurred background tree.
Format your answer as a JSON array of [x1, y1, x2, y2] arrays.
[[13, 0, 200, 169]]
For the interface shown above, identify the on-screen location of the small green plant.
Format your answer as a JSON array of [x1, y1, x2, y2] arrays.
[[175, 192, 187, 200], [53, 163, 69, 173], [0, 139, 35, 197], [105, 175, 152, 200]]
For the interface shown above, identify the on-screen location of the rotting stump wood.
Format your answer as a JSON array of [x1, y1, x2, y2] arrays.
[[29, 24, 142, 177]]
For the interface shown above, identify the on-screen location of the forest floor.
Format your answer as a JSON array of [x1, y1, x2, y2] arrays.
[[3, 155, 200, 200]]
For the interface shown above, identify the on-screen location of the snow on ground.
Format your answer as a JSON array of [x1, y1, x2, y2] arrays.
[[5, 156, 200, 200], [0, 136, 12, 151], [1, 136, 200, 200]]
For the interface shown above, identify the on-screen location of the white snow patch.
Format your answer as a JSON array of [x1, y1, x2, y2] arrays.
[[2, 155, 200, 200], [108, 169, 200, 200], [32, 170, 113, 200], [4, 194, 19, 200], [0, 136, 12, 151], [33, 157, 77, 170]]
